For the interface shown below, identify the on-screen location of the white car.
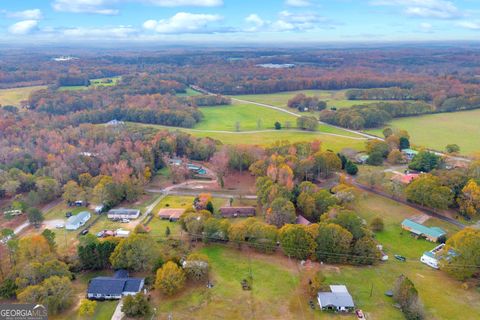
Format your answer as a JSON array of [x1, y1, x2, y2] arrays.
[[55, 223, 64, 229], [121, 219, 130, 223]]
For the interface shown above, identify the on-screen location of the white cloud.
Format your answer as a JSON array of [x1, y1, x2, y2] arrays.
[[8, 20, 39, 35], [245, 14, 265, 32], [52, 0, 119, 15], [457, 21, 480, 30], [144, 0, 223, 6], [63, 26, 137, 38], [52, 0, 223, 15], [143, 12, 223, 34], [285, 0, 311, 7], [245, 11, 330, 33], [371, 0, 461, 19], [7, 9, 43, 20]]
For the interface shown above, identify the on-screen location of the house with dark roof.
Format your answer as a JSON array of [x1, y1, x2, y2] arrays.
[[317, 285, 355, 312], [107, 208, 141, 220], [401, 219, 446, 242], [87, 270, 144, 300], [219, 206, 256, 218]]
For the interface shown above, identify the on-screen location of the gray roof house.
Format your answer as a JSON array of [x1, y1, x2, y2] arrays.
[[107, 208, 141, 220], [317, 285, 355, 312], [65, 211, 91, 230], [87, 270, 144, 300]]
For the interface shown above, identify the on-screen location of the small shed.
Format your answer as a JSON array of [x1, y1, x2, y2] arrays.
[[108, 208, 141, 220], [219, 207, 256, 218], [66, 211, 91, 230], [401, 219, 446, 242], [158, 208, 186, 221], [115, 229, 130, 238]]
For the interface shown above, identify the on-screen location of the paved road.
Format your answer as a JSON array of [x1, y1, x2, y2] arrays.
[[13, 199, 63, 235]]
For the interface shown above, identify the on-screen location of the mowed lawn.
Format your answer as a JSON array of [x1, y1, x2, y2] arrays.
[[58, 76, 120, 91], [195, 102, 297, 131], [233, 89, 393, 110], [366, 109, 480, 155], [154, 245, 328, 320], [0, 85, 47, 106]]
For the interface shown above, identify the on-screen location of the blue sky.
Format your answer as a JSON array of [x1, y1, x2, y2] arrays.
[[1, 0, 480, 43]]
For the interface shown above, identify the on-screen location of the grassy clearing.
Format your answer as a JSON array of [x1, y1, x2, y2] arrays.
[[155, 245, 322, 320], [130, 122, 366, 152], [176, 88, 202, 97], [58, 77, 120, 91], [196, 102, 297, 131], [0, 85, 47, 106], [365, 109, 480, 155], [233, 89, 400, 110]]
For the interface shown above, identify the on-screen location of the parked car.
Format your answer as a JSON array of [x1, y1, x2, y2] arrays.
[[96, 230, 105, 238], [121, 219, 130, 223], [65, 212, 72, 218], [55, 223, 64, 229], [80, 229, 89, 235], [394, 254, 406, 262]]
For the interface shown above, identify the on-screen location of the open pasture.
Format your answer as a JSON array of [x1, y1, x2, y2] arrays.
[[233, 89, 393, 110], [366, 109, 480, 154], [0, 85, 47, 106]]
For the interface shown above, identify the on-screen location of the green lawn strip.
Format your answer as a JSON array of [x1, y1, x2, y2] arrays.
[[58, 77, 121, 91], [196, 102, 297, 131], [0, 85, 47, 106], [365, 109, 480, 155], [176, 88, 202, 97]]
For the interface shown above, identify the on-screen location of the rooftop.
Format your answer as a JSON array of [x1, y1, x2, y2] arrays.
[[318, 285, 354, 308], [66, 211, 90, 225], [401, 219, 446, 238]]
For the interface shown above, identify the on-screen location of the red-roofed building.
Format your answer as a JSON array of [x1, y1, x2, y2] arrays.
[[391, 173, 420, 184]]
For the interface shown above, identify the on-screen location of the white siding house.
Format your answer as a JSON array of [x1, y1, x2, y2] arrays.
[[65, 211, 91, 230]]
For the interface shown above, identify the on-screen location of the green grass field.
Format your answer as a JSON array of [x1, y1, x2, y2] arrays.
[[196, 102, 297, 131], [233, 89, 398, 110], [366, 109, 480, 155], [176, 88, 202, 97], [0, 85, 47, 106], [58, 77, 120, 91]]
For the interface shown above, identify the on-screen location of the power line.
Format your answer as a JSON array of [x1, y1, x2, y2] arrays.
[[147, 230, 480, 270]]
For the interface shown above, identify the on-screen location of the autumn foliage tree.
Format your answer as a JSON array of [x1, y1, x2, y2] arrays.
[[155, 261, 186, 296]]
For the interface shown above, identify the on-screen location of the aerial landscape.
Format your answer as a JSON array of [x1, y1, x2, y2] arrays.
[[2, 1, 480, 320]]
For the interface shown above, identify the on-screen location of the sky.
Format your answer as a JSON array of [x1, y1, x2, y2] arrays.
[[0, 0, 480, 44]]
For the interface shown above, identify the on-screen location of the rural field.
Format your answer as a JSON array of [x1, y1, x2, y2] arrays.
[[233, 89, 402, 110], [129, 100, 368, 151], [0, 85, 46, 106], [366, 109, 480, 154], [144, 189, 478, 320], [58, 76, 121, 91]]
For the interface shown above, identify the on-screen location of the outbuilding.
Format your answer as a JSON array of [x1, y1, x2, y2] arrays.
[[65, 211, 91, 230], [219, 206, 256, 218]]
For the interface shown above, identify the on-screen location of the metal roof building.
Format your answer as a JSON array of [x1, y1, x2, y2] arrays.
[[65, 211, 91, 230], [317, 285, 355, 312], [401, 219, 446, 242]]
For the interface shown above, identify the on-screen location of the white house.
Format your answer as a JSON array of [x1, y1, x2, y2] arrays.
[[420, 244, 455, 269], [318, 285, 355, 312], [65, 211, 91, 230], [108, 208, 141, 220]]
